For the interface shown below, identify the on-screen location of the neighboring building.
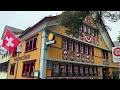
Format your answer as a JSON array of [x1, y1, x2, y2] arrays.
[[113, 41, 120, 79], [7, 15, 119, 79], [0, 25, 23, 79]]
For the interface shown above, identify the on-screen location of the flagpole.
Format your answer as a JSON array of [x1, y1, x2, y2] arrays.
[[14, 51, 19, 79]]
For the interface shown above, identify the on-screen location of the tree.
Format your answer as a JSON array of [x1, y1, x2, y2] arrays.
[[59, 11, 120, 38], [117, 34, 120, 42]]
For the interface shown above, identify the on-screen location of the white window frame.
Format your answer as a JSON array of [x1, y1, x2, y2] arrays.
[[88, 26, 91, 34], [60, 64, 66, 73], [53, 63, 59, 73], [83, 24, 87, 33], [80, 44, 83, 54], [68, 64, 72, 73], [85, 45, 88, 54], [69, 40, 73, 51], [89, 66, 92, 74], [63, 38, 67, 49], [80, 66, 83, 74], [89, 47, 93, 55], [75, 42, 79, 52]]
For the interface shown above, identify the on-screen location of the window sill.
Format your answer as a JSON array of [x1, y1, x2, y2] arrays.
[[25, 48, 37, 53]]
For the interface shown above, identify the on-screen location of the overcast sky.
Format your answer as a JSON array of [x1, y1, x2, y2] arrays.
[[0, 11, 120, 45]]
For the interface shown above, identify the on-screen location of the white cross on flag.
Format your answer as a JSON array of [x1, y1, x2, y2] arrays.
[[2, 29, 21, 53]]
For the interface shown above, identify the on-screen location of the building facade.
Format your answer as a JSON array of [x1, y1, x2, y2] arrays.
[[6, 15, 119, 79]]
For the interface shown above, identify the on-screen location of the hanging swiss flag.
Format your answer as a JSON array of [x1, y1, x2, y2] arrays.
[[2, 29, 21, 53]]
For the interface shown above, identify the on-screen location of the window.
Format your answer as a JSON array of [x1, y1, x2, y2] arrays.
[[67, 64, 72, 76], [10, 64, 15, 75], [29, 40, 33, 50], [84, 66, 88, 76], [25, 42, 29, 51], [87, 26, 91, 34], [103, 50, 108, 59], [93, 67, 97, 76], [80, 44, 83, 53], [62, 38, 67, 49], [33, 38, 37, 49], [75, 43, 79, 52], [92, 29, 95, 36], [69, 41, 73, 51], [83, 24, 87, 32], [52, 63, 59, 76], [25, 37, 37, 52], [79, 24, 83, 31], [95, 31, 98, 38], [89, 66, 93, 76], [47, 61, 52, 69], [22, 60, 36, 77], [74, 65, 78, 76], [89, 46, 93, 55], [60, 64, 66, 76], [85, 45, 89, 54], [80, 66, 84, 76], [13, 48, 17, 57]]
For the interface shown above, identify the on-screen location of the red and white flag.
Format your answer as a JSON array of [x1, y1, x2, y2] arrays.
[[2, 29, 21, 53]]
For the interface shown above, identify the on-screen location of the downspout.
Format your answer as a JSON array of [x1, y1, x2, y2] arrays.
[[39, 29, 47, 79]]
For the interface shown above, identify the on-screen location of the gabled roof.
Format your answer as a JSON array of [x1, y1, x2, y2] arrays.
[[18, 13, 114, 49], [1, 25, 24, 40], [19, 15, 58, 38]]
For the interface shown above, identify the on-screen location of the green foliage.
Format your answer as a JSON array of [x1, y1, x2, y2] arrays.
[[117, 34, 120, 42], [59, 11, 120, 38], [59, 11, 90, 38]]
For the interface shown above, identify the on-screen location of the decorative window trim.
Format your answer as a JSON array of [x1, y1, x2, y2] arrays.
[[22, 60, 36, 78]]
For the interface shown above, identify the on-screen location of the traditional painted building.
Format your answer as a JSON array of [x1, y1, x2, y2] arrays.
[[6, 15, 119, 79]]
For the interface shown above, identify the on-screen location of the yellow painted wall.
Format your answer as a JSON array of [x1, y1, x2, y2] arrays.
[[99, 34, 108, 49], [48, 25, 65, 35], [94, 47, 103, 64], [7, 32, 42, 79], [46, 69, 52, 77]]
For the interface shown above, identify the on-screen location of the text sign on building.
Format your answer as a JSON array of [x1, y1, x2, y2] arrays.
[[112, 47, 120, 62]]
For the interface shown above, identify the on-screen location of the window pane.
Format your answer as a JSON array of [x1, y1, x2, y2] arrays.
[[89, 47, 92, 55], [68, 64, 72, 73], [33, 38, 37, 49], [69, 41, 73, 51], [85, 45, 88, 54], [75, 43, 79, 52], [63, 39, 67, 49], [89, 66, 93, 75], [83, 24, 87, 32], [80, 44, 83, 53], [30, 63, 34, 73], [29, 40, 33, 50], [25, 42, 29, 51], [88, 27, 91, 34], [47, 61, 52, 69], [53, 63, 59, 73], [92, 30, 95, 36]]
